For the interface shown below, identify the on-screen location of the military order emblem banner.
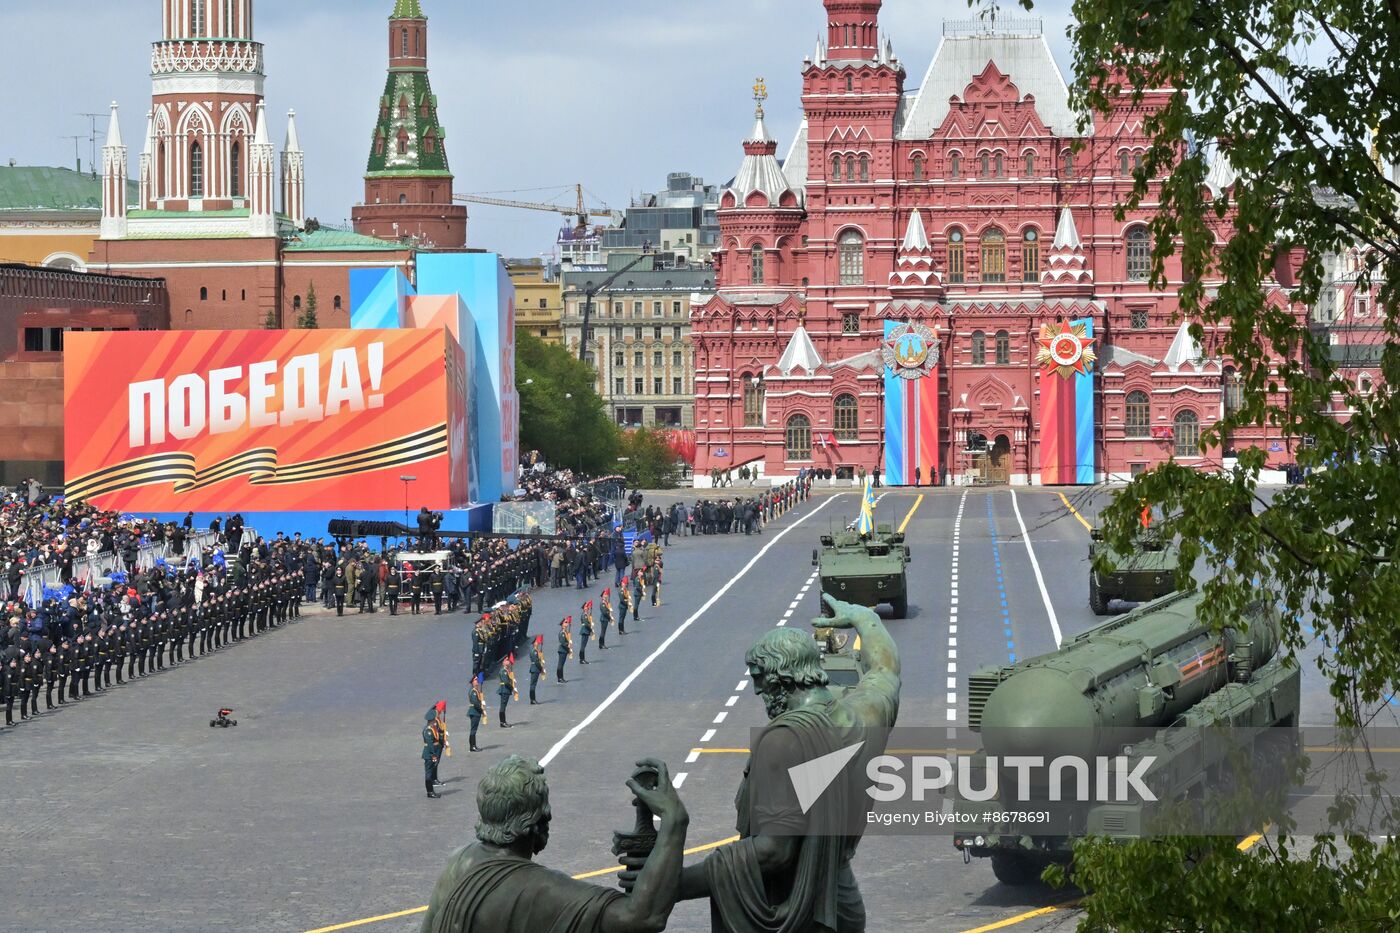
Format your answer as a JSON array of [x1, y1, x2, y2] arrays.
[[64, 328, 470, 512], [1037, 319, 1097, 484], [882, 320, 939, 485]]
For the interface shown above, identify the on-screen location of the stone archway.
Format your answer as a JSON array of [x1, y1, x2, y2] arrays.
[[989, 434, 1012, 484]]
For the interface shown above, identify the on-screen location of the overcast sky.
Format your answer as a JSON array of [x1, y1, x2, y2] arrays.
[[2, 0, 1075, 259]]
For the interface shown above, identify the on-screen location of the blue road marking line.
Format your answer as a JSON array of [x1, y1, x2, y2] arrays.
[[987, 495, 1017, 663]]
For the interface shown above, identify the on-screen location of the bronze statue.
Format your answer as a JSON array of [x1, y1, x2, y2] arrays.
[[679, 594, 901, 932], [421, 755, 688, 933]]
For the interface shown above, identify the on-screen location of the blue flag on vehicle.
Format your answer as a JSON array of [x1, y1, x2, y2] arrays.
[[856, 477, 877, 537]]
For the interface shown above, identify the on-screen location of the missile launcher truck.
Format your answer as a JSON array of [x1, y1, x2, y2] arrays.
[[953, 590, 1301, 885]]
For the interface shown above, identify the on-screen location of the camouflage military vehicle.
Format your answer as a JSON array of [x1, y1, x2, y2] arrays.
[[1088, 527, 1178, 615], [812, 524, 911, 618]]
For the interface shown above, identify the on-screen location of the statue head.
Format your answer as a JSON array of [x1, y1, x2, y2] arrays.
[[745, 628, 829, 719], [475, 755, 552, 855]]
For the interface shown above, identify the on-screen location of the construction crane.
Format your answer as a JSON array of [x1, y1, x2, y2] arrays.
[[452, 184, 615, 229]]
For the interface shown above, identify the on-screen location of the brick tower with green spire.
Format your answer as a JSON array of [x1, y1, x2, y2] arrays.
[[352, 0, 467, 249]]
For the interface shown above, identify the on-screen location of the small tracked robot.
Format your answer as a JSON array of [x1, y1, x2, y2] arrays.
[[210, 708, 238, 728]]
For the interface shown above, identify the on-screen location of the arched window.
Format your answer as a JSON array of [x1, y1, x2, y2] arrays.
[[1021, 229, 1040, 281], [1120, 150, 1130, 176], [398, 95, 409, 118], [947, 229, 965, 283], [1126, 226, 1151, 281], [192, 0, 205, 35], [750, 245, 765, 285], [398, 193, 408, 204], [1359, 373, 1374, 395], [424, 130, 436, 154], [1125, 391, 1151, 437], [375, 131, 385, 156], [786, 414, 812, 460], [397, 129, 409, 154], [189, 142, 204, 198], [846, 156, 856, 181], [743, 376, 765, 426], [1061, 149, 1074, 178], [200, 286, 208, 301], [980, 151, 991, 177], [402, 28, 410, 57], [838, 230, 865, 285], [949, 152, 961, 179], [912, 154, 925, 181], [229, 142, 241, 198], [846, 75, 854, 92], [859, 155, 869, 182], [993, 153, 1004, 178], [334, 296, 343, 311], [293, 295, 302, 311], [1024, 151, 1036, 177], [970, 330, 986, 365], [994, 330, 1011, 365], [980, 228, 1006, 283], [1173, 410, 1200, 457], [1223, 367, 1244, 415], [831, 155, 842, 182], [834, 394, 859, 440]]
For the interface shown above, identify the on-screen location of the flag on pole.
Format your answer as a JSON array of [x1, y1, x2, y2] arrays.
[[856, 477, 877, 537]]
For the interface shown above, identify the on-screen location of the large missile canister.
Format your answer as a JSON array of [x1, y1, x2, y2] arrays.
[[975, 591, 1281, 764]]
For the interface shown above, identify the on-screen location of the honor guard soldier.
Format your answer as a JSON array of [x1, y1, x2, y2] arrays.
[[2, 654, 17, 726], [597, 588, 614, 649], [556, 617, 573, 683], [631, 570, 646, 620], [385, 564, 402, 616], [422, 701, 447, 799], [333, 563, 349, 616], [52, 637, 71, 706], [578, 600, 594, 665], [645, 557, 662, 608], [431, 565, 446, 615], [471, 614, 489, 677], [528, 635, 547, 704], [497, 655, 517, 728], [408, 563, 424, 615], [467, 674, 486, 751], [618, 575, 634, 633]]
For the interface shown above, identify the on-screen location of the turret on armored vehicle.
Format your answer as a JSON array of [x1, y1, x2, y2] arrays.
[[1088, 526, 1178, 614]]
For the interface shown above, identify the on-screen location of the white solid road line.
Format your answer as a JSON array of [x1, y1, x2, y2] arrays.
[[1008, 488, 1064, 648], [538, 494, 840, 767]]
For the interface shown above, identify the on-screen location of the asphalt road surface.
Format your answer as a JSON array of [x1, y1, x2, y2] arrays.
[[0, 486, 1344, 933]]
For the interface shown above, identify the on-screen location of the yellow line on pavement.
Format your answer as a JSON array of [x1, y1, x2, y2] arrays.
[[958, 903, 1074, 933], [1057, 492, 1093, 532], [301, 836, 741, 933], [897, 494, 925, 533]]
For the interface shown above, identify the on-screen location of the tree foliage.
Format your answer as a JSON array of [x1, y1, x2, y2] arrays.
[[999, 0, 1400, 920], [298, 281, 319, 329], [515, 330, 620, 475], [618, 428, 682, 490]]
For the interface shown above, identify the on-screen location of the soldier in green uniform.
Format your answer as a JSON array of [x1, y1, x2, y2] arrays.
[[528, 635, 547, 705], [617, 575, 633, 634], [556, 616, 574, 683], [597, 587, 616, 649], [497, 655, 517, 728], [468, 674, 486, 751], [422, 701, 446, 799], [578, 600, 594, 665]]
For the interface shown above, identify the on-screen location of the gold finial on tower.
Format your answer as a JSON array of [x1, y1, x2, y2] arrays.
[[753, 77, 768, 118]]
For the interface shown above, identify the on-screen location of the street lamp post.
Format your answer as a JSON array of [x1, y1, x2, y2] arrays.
[[400, 475, 416, 529]]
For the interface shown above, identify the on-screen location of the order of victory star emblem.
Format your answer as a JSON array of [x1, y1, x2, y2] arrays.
[[882, 322, 940, 380], [1035, 321, 1097, 379]]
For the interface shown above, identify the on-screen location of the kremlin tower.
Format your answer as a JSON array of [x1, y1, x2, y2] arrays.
[[352, 0, 468, 249]]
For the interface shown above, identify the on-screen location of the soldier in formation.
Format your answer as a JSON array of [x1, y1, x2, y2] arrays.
[[556, 617, 572, 683], [496, 655, 517, 728], [528, 635, 547, 705]]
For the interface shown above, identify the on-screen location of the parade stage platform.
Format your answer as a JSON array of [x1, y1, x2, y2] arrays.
[[145, 503, 495, 542]]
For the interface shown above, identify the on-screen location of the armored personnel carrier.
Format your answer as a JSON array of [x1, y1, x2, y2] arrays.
[[812, 524, 911, 618], [954, 590, 1301, 885], [1088, 527, 1178, 614], [813, 625, 864, 691]]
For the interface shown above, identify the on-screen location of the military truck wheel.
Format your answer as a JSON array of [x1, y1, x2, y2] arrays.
[[1088, 575, 1110, 615], [990, 852, 1041, 886], [890, 595, 908, 619]]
